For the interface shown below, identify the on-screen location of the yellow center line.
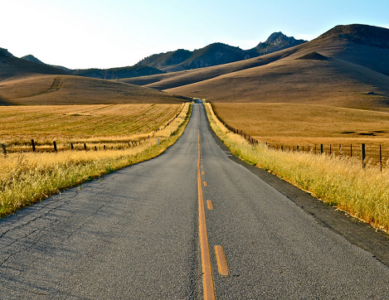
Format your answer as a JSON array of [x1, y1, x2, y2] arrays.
[[204, 182, 208, 187], [198, 130, 215, 300], [207, 200, 214, 210], [215, 245, 229, 277]]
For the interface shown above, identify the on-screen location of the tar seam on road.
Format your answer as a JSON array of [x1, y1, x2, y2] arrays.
[[198, 130, 215, 300]]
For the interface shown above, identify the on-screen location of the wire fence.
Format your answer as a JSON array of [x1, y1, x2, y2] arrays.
[[0, 104, 186, 155], [212, 105, 388, 171]]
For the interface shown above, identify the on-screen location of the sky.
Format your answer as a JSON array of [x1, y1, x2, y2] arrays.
[[1, 0, 388, 69]]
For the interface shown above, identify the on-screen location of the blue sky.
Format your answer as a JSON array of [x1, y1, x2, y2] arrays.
[[1, 0, 388, 69]]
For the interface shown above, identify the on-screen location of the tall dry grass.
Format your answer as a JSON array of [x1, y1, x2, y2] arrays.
[[0, 103, 191, 217], [205, 102, 389, 232]]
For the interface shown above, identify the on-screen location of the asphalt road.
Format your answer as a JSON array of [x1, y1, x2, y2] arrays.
[[1, 103, 389, 299]]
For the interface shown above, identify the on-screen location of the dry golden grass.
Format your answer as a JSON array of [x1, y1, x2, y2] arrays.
[[0, 103, 184, 151], [0, 103, 191, 217], [205, 102, 389, 233], [0, 75, 188, 105], [213, 103, 389, 165]]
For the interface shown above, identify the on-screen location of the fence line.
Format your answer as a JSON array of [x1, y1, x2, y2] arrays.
[[210, 103, 387, 171], [1, 103, 187, 155]]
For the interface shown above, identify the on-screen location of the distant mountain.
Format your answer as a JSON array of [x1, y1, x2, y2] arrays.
[[181, 43, 252, 69], [136, 49, 192, 70], [21, 54, 45, 65], [0, 49, 67, 81], [21, 54, 72, 72], [136, 33, 307, 72], [0, 48, 14, 58], [72, 65, 165, 80], [248, 32, 306, 55], [20, 54, 164, 79]]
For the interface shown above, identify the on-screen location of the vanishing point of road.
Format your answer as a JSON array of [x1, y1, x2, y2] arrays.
[[1, 103, 389, 299]]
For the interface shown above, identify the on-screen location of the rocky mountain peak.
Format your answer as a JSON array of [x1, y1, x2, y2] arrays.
[[21, 54, 45, 64], [0, 48, 13, 58]]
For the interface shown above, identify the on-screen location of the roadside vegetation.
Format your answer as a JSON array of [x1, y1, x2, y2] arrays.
[[0, 103, 191, 217], [205, 102, 389, 233]]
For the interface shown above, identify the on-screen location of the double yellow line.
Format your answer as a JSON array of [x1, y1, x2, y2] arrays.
[[198, 130, 215, 300]]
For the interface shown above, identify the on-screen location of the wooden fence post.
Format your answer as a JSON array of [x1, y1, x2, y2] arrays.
[[71, 143, 74, 150], [339, 144, 341, 156], [95, 146, 97, 151], [320, 144, 323, 154], [296, 146, 299, 152], [1, 143, 6, 156], [84, 143, 87, 151], [281, 146, 283, 151], [350, 144, 353, 158], [329, 144, 332, 155], [104, 145, 106, 150], [53, 141, 57, 152], [361, 144, 366, 168], [31, 139, 36, 152]]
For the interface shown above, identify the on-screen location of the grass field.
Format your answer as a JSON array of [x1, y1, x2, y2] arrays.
[[205, 102, 389, 233], [213, 103, 389, 166], [0, 103, 191, 217], [0, 104, 183, 152]]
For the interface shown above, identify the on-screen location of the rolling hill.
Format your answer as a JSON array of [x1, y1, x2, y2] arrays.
[[161, 24, 389, 111], [0, 49, 188, 105], [0, 75, 188, 105]]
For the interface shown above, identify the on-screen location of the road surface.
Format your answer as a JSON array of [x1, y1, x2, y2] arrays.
[[1, 103, 389, 299]]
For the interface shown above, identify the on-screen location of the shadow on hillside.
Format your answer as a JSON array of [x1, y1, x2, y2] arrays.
[[0, 94, 11, 105]]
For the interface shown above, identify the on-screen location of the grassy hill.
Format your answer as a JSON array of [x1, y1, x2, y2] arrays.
[[163, 24, 389, 111], [0, 75, 189, 105]]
